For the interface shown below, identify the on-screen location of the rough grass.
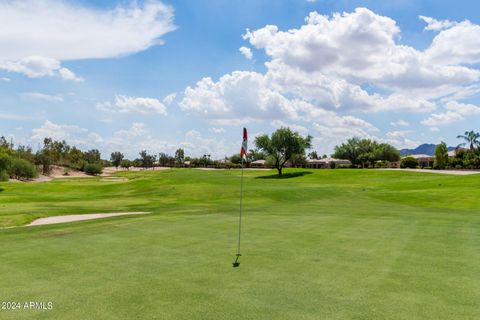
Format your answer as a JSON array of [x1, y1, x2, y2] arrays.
[[0, 169, 479, 319]]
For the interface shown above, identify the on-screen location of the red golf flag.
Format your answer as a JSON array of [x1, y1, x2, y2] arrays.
[[240, 128, 248, 159]]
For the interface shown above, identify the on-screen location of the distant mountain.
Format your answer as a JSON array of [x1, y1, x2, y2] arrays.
[[399, 144, 456, 156]]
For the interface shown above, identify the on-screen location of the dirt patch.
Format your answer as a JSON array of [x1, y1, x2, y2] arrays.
[[101, 166, 170, 175], [27, 212, 149, 227], [49, 166, 90, 179]]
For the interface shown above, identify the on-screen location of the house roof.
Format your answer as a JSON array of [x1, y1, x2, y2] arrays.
[[307, 158, 351, 164], [405, 154, 434, 159]]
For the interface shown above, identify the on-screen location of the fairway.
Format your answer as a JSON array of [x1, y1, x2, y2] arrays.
[[1, 169, 479, 319]]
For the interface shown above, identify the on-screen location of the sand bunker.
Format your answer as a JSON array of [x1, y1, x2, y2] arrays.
[[27, 212, 148, 227]]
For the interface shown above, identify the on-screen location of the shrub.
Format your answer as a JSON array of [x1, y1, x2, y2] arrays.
[[10, 158, 37, 180], [375, 160, 391, 168], [0, 170, 9, 181], [120, 159, 132, 170], [400, 157, 418, 169], [84, 163, 103, 175], [449, 157, 463, 169], [464, 156, 480, 169], [0, 153, 13, 172]]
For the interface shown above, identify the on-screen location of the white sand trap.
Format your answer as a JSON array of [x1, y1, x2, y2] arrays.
[[27, 212, 148, 227]]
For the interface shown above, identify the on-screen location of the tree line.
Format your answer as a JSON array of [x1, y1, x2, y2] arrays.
[[2, 128, 479, 180], [401, 130, 480, 170]]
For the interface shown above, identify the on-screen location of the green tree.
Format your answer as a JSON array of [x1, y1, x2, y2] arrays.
[[158, 152, 170, 167], [68, 147, 84, 170], [41, 138, 70, 165], [375, 143, 400, 163], [290, 153, 307, 167], [0, 136, 13, 153], [132, 158, 143, 168], [201, 154, 212, 168], [457, 130, 480, 154], [15, 145, 35, 163], [84, 149, 101, 164], [35, 149, 53, 175], [174, 148, 185, 167], [434, 142, 448, 169], [334, 138, 399, 168], [140, 150, 156, 168], [120, 159, 132, 170], [229, 154, 242, 164], [333, 137, 364, 167], [110, 151, 124, 168], [308, 151, 319, 160], [255, 127, 312, 175], [247, 149, 266, 162]]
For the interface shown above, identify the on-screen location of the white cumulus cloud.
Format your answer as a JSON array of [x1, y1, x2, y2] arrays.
[[239, 46, 253, 60], [390, 120, 409, 127], [58, 68, 84, 82], [244, 8, 479, 98], [21, 92, 63, 102], [419, 15, 457, 31], [384, 130, 419, 149], [175, 8, 480, 151], [180, 71, 299, 123], [210, 127, 226, 134], [163, 93, 177, 105], [421, 100, 480, 126], [421, 111, 464, 126], [115, 95, 168, 115], [0, 0, 176, 80], [31, 120, 88, 144]]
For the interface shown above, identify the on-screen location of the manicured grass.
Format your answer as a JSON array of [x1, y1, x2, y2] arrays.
[[0, 169, 479, 319]]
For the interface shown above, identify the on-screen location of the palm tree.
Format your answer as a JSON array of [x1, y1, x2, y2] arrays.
[[457, 130, 480, 152]]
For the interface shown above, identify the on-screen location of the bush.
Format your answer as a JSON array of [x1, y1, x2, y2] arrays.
[[0, 170, 9, 181], [463, 156, 480, 169], [120, 159, 132, 170], [84, 163, 103, 175], [10, 158, 37, 180], [0, 153, 13, 172], [375, 160, 391, 168], [400, 157, 418, 169]]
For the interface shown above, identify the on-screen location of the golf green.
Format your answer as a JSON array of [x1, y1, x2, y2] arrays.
[[0, 169, 479, 319]]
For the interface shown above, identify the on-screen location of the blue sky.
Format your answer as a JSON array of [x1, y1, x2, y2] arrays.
[[1, 0, 479, 158]]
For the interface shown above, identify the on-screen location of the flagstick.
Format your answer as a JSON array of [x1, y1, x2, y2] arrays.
[[233, 157, 244, 267]]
